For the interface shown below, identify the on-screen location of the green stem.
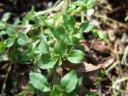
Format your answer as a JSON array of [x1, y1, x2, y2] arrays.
[[81, 12, 85, 23], [35, 1, 66, 16]]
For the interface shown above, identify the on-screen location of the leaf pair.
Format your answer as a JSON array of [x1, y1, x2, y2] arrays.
[[29, 70, 80, 94], [6, 33, 29, 47]]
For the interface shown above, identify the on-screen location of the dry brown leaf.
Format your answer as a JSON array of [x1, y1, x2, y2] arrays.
[[92, 42, 111, 54], [80, 62, 102, 72]]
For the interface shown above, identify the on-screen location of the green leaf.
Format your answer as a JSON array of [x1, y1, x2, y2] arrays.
[[92, 30, 107, 40], [17, 91, 27, 96], [60, 70, 78, 93], [53, 27, 65, 40], [79, 21, 94, 33], [64, 35, 73, 45], [13, 17, 20, 26], [73, 2, 87, 7], [78, 76, 83, 86], [34, 34, 49, 54], [63, 24, 74, 34], [17, 33, 29, 46], [38, 54, 58, 69], [125, 16, 128, 21], [6, 37, 15, 48], [29, 72, 49, 91], [63, 14, 76, 34], [0, 41, 5, 53], [1, 12, 11, 22], [0, 23, 5, 29], [86, 92, 96, 96], [67, 49, 84, 64], [54, 41, 67, 56], [68, 4, 76, 13], [6, 27, 15, 35], [9, 49, 29, 63], [83, 0, 94, 7], [9, 50, 21, 62], [0, 31, 6, 37], [53, 27, 73, 45], [36, 16, 45, 27], [50, 85, 63, 96], [65, 92, 77, 96], [23, 6, 35, 23], [73, 0, 94, 8], [63, 14, 76, 27]]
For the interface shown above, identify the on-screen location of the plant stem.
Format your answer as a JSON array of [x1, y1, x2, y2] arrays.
[[81, 12, 85, 23], [35, 1, 65, 16]]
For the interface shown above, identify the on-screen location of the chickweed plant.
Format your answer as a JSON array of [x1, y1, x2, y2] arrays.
[[0, 0, 105, 95]]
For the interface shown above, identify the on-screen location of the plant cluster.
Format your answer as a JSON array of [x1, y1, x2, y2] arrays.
[[0, 0, 106, 95]]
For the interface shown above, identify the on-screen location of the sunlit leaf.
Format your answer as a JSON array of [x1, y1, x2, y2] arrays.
[[6, 37, 15, 48], [29, 72, 49, 91], [53, 27, 73, 45], [0, 31, 6, 37], [17, 33, 29, 46], [60, 70, 78, 93], [1, 12, 11, 22], [79, 21, 94, 33], [63, 14, 76, 27], [38, 54, 58, 69], [34, 34, 49, 54], [67, 49, 84, 64], [92, 30, 107, 40]]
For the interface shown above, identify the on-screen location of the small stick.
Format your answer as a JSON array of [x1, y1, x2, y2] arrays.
[[94, 13, 128, 30], [1, 62, 13, 95], [106, 61, 120, 74]]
